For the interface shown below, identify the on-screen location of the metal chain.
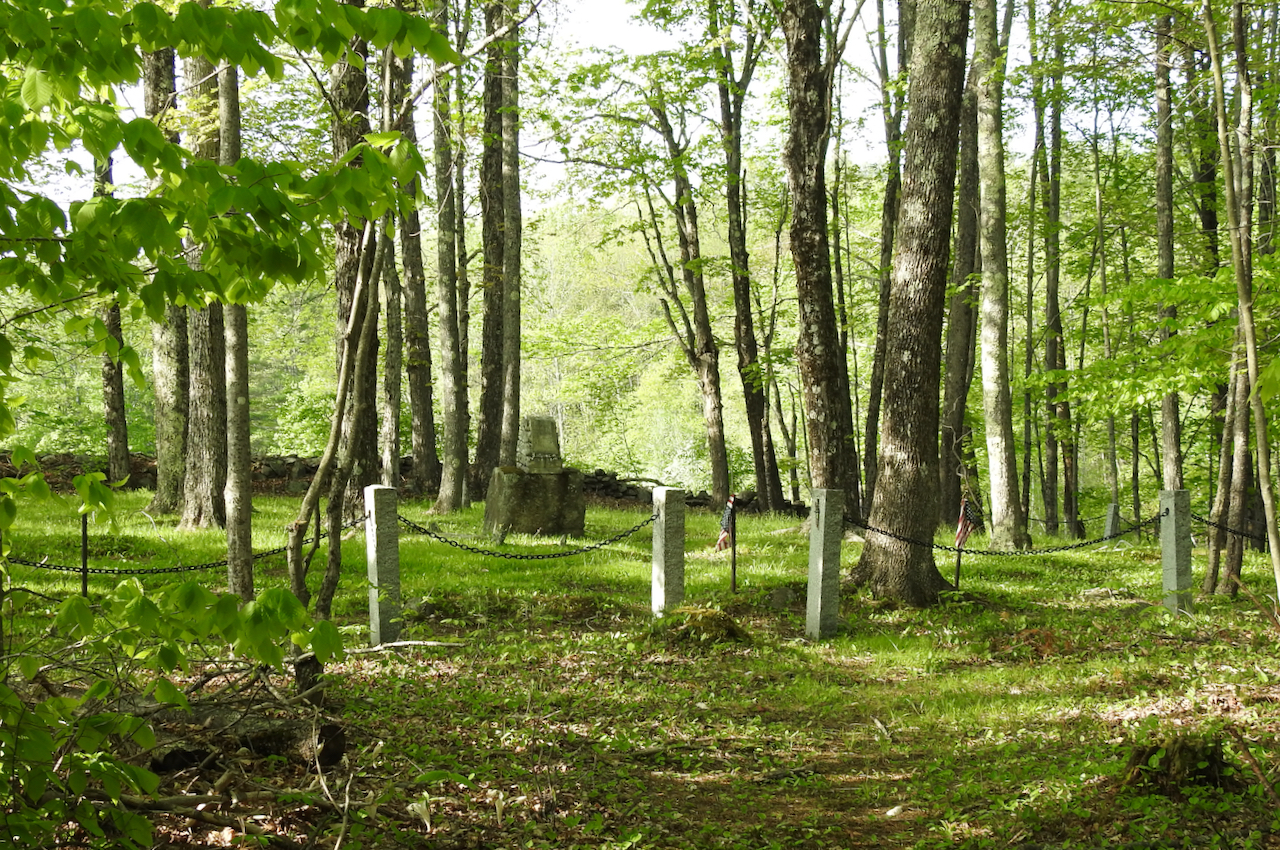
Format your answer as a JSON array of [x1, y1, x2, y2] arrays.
[[398, 513, 658, 560], [8, 514, 368, 577], [1190, 511, 1268, 544], [853, 509, 1166, 557]]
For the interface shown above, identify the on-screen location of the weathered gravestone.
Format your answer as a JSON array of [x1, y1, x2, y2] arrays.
[[483, 416, 586, 537]]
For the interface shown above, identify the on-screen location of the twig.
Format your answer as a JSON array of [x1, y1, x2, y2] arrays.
[[1225, 726, 1280, 809]]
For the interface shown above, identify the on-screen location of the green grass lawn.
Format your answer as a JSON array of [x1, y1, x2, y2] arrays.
[[4, 492, 1280, 849]]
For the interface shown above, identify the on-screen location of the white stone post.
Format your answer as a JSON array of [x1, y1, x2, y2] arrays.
[[365, 485, 401, 646], [1160, 489, 1193, 615], [1104, 503, 1121, 540], [806, 489, 843, 640], [652, 487, 685, 616]]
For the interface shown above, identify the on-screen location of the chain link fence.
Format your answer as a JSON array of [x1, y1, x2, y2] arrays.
[[396, 513, 658, 560], [6, 515, 365, 577], [852, 510, 1166, 557], [7, 502, 1266, 580]]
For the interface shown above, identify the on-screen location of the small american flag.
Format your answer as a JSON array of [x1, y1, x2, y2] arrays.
[[955, 497, 981, 549]]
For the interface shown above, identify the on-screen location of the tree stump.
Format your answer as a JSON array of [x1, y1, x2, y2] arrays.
[[1123, 735, 1240, 795]]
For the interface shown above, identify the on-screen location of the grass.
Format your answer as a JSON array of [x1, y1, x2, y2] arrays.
[[4, 491, 1280, 849]]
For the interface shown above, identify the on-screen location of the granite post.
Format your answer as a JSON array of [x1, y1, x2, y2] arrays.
[[1160, 489, 1193, 615], [364, 484, 401, 646], [652, 487, 685, 616], [1104, 503, 1121, 540], [806, 489, 842, 640]]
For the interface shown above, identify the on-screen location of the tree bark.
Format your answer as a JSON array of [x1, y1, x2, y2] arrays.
[[144, 47, 188, 515], [220, 59, 253, 600], [432, 0, 470, 514], [388, 7, 441, 495], [332, 0, 380, 519], [499, 7, 523, 469], [1155, 12, 1184, 492], [378, 49, 402, 491], [713, 0, 785, 512], [863, 0, 914, 512], [939, 63, 979, 528], [179, 49, 226, 530], [974, 0, 1028, 549], [1203, 0, 1280, 605], [854, 0, 969, 606], [472, 0, 505, 497], [777, 0, 857, 497]]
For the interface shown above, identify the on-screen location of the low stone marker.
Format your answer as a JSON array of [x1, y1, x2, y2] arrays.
[[364, 484, 401, 646], [806, 488, 842, 640], [483, 416, 586, 537], [1160, 489, 1193, 615], [652, 487, 685, 616]]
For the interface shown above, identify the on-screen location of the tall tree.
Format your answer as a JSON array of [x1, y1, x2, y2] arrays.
[[180, 46, 227, 530], [433, 0, 471, 514], [939, 62, 980, 528], [473, 0, 506, 496], [390, 0, 442, 495], [1155, 12, 1183, 492], [95, 156, 130, 488], [143, 46, 188, 516], [775, 0, 857, 497], [863, 0, 912, 511], [854, 0, 969, 606], [1036, 0, 1080, 538], [379, 47, 403, 490], [499, 4, 523, 468], [973, 0, 1028, 549], [221, 58, 253, 600], [708, 0, 786, 511], [1203, 0, 1280, 606], [332, 0, 381, 519]]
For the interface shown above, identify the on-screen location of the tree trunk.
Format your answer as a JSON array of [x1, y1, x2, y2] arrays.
[[332, 0, 380, 519], [182, 300, 226, 529], [499, 8, 523, 469], [863, 0, 914, 512], [974, 0, 1028, 550], [179, 49, 226, 530], [713, 0, 785, 512], [96, 149, 130, 489], [778, 0, 857, 497], [1203, 0, 1280, 605], [144, 47, 188, 515], [388, 10, 441, 495], [939, 63, 979, 529], [432, 0, 470, 514], [1205, 351, 1244, 594], [220, 59, 253, 600], [645, 99, 731, 507], [378, 48, 402, 491], [472, 0, 505, 497], [854, 0, 970, 606], [1155, 12, 1184, 491]]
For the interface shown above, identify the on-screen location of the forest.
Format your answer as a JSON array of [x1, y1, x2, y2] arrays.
[[4, 0, 1279, 604], [2, 0, 1280, 847]]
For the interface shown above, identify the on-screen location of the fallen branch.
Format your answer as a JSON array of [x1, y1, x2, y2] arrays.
[[1226, 726, 1280, 808]]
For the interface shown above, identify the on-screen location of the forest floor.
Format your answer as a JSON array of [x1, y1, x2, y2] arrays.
[[5, 493, 1280, 849]]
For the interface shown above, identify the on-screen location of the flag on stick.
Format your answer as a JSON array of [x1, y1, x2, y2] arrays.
[[715, 495, 736, 551], [955, 497, 980, 549]]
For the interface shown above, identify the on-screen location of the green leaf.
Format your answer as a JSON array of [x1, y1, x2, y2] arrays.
[[20, 68, 54, 111], [151, 677, 188, 709], [56, 595, 95, 637], [18, 654, 41, 681], [309, 618, 344, 663]]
